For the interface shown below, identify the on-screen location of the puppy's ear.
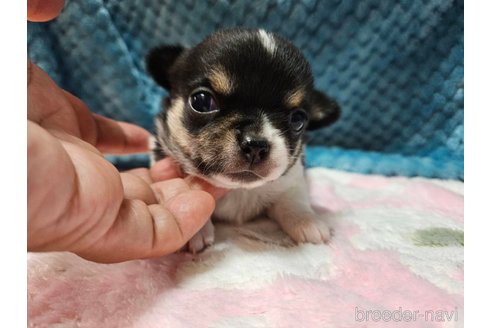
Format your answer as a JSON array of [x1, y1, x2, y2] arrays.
[[307, 89, 341, 130], [146, 45, 184, 90]]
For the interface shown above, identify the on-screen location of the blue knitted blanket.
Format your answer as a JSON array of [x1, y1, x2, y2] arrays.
[[28, 0, 464, 180]]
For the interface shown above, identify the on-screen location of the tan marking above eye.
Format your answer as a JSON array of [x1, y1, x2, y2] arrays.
[[208, 66, 234, 95], [285, 88, 305, 108]]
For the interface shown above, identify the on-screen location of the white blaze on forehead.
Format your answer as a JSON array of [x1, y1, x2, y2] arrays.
[[258, 29, 276, 54]]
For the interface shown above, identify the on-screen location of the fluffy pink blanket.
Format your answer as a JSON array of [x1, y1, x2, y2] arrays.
[[28, 168, 464, 327]]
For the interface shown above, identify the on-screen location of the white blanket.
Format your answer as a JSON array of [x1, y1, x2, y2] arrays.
[[28, 168, 464, 327]]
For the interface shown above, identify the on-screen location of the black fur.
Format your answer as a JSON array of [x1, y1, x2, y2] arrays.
[[146, 45, 184, 90], [146, 28, 340, 181], [307, 90, 341, 130]]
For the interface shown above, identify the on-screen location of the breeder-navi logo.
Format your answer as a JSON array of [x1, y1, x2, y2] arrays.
[[354, 306, 459, 322]]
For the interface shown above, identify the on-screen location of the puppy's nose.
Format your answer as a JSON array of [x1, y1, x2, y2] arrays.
[[240, 134, 270, 165]]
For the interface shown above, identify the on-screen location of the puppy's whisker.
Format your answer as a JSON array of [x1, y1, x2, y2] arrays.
[[239, 169, 267, 179]]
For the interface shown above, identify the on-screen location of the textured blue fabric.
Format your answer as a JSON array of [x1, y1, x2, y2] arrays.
[[28, 0, 464, 180]]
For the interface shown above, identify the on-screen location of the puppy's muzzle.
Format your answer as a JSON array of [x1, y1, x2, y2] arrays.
[[238, 133, 271, 165]]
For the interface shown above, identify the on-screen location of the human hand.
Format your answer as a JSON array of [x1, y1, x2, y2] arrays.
[[27, 58, 229, 262], [28, 0, 65, 22], [27, 0, 227, 263]]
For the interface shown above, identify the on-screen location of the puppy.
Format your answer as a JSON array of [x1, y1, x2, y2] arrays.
[[146, 28, 340, 253]]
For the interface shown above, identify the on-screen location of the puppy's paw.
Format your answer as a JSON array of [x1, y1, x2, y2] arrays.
[[187, 219, 215, 254], [283, 214, 332, 244]]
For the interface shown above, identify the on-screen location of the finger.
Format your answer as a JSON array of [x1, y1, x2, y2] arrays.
[[28, 62, 81, 135], [185, 176, 229, 200], [93, 114, 151, 154], [76, 190, 215, 263], [125, 168, 153, 184], [151, 179, 190, 204], [27, 121, 78, 247], [151, 159, 227, 199], [160, 190, 215, 248], [62, 91, 150, 154], [120, 172, 157, 205], [28, 0, 65, 22], [61, 90, 98, 145], [150, 157, 183, 181], [49, 128, 103, 157], [28, 61, 149, 154]]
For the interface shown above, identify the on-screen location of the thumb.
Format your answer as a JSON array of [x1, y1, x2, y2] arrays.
[[75, 187, 215, 263], [28, 0, 65, 22]]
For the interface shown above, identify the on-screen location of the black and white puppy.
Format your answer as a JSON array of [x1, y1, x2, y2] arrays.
[[146, 28, 340, 253]]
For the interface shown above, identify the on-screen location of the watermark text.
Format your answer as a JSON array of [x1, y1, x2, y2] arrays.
[[354, 306, 459, 322]]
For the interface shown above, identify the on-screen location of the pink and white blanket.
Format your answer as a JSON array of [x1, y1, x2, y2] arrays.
[[28, 168, 464, 328]]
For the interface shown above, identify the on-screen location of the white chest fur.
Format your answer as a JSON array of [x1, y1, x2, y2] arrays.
[[213, 159, 304, 224]]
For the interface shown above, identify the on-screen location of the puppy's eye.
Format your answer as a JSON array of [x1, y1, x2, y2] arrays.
[[289, 109, 307, 132], [189, 91, 218, 113]]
